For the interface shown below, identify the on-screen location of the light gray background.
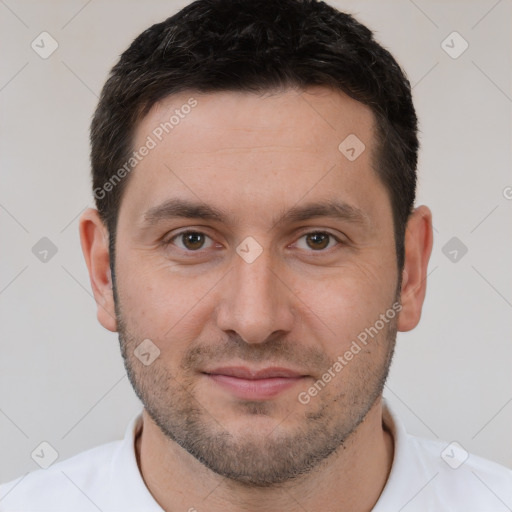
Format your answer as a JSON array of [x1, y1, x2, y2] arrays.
[[1, 0, 511, 484]]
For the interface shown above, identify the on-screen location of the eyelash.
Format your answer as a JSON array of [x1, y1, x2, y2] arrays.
[[162, 230, 344, 255]]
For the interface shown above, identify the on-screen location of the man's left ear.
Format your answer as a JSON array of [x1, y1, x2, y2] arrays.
[[397, 205, 433, 332]]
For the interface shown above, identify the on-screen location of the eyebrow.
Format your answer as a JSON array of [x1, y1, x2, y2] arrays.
[[273, 200, 371, 228], [142, 198, 371, 229], [143, 198, 227, 225]]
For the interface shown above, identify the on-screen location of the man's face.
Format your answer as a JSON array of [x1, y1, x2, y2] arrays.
[[114, 87, 399, 485]]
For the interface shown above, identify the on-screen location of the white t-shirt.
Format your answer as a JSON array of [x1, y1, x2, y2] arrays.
[[1, 404, 511, 511]]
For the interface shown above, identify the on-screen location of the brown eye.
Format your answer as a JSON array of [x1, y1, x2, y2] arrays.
[[181, 232, 206, 250], [168, 231, 214, 252], [294, 231, 341, 252], [305, 232, 330, 250]]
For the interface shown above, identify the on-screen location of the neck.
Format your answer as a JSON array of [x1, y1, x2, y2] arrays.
[[135, 399, 394, 512]]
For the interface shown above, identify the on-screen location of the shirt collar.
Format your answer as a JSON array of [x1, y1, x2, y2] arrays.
[[105, 411, 164, 511], [372, 400, 435, 511]]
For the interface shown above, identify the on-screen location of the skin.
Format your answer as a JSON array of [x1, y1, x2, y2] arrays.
[[80, 86, 433, 512]]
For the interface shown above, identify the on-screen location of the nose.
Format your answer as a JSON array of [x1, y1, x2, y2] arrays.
[[215, 246, 295, 345]]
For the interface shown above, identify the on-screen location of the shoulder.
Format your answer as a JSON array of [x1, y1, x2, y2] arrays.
[[413, 434, 512, 490], [398, 434, 512, 510], [377, 404, 512, 511], [0, 440, 121, 511]]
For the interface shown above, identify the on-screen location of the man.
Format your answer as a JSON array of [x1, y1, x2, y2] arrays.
[[1, 0, 510, 510]]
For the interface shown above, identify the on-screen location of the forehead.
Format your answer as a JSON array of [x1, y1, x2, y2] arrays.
[[139, 86, 374, 154], [119, 86, 389, 229]]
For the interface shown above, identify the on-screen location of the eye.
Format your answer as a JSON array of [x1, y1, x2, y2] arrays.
[[165, 231, 215, 252], [294, 231, 341, 251]]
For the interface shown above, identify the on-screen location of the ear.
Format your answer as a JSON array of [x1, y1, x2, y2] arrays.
[[397, 205, 433, 332], [79, 208, 117, 332]]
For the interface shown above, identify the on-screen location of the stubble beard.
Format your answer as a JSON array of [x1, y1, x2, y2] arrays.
[[114, 284, 397, 487]]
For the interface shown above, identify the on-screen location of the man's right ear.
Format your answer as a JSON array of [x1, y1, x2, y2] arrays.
[[79, 208, 117, 332]]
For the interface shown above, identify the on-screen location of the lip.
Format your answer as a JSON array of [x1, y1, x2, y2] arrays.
[[203, 366, 308, 400]]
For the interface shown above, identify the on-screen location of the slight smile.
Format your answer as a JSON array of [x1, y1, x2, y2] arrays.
[[203, 366, 309, 400]]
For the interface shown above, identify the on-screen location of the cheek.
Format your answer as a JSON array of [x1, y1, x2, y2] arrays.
[[297, 261, 397, 352], [115, 255, 217, 350]]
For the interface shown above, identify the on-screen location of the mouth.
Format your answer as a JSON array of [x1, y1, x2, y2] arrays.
[[202, 366, 309, 400]]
